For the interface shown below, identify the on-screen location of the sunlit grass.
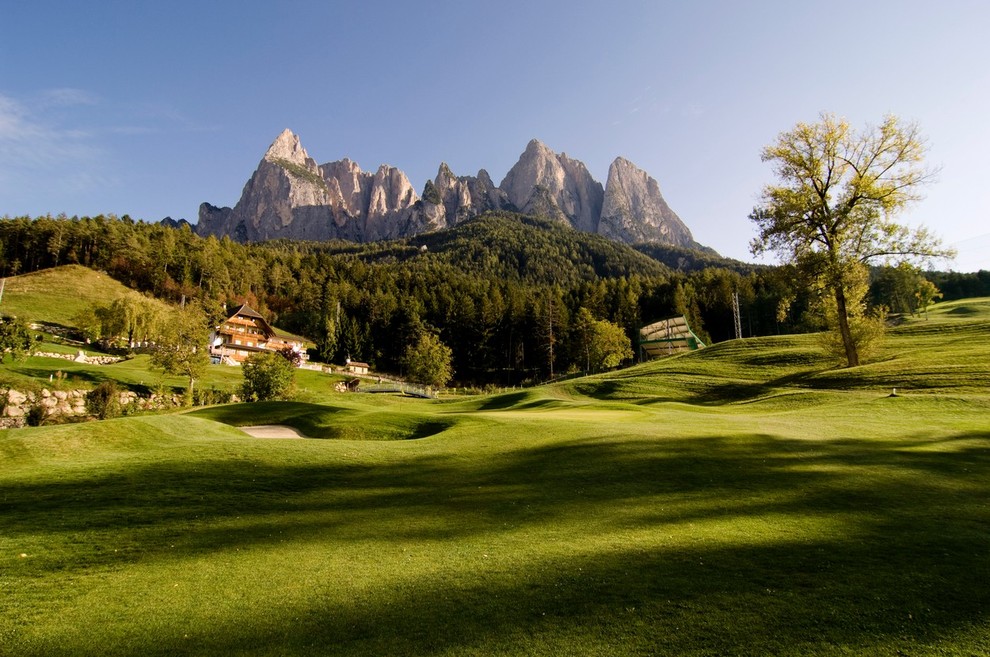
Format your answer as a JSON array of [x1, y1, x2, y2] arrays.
[[0, 265, 170, 327]]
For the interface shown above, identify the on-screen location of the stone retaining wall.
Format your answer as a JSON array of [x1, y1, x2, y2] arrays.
[[1, 388, 186, 429], [34, 351, 124, 365]]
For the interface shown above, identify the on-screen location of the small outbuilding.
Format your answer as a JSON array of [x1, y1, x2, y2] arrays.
[[638, 316, 706, 360], [345, 360, 370, 375]]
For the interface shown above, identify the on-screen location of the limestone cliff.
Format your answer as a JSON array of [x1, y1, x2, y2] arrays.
[[499, 139, 603, 232], [599, 157, 694, 246], [197, 130, 699, 249], [197, 130, 420, 242], [198, 129, 336, 241]]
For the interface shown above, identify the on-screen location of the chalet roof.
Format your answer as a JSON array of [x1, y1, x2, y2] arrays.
[[225, 304, 276, 338], [229, 303, 264, 320]]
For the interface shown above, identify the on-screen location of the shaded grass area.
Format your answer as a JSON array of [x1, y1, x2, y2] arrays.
[[2, 396, 989, 655], [191, 400, 457, 441]]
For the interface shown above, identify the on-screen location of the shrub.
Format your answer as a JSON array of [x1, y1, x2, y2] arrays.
[[277, 346, 304, 367], [86, 381, 121, 420], [25, 403, 48, 427], [0, 315, 35, 363], [193, 387, 234, 406], [242, 351, 296, 402]]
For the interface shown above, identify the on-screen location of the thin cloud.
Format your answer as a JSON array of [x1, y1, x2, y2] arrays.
[[0, 88, 222, 212], [949, 231, 990, 272], [106, 125, 159, 136], [0, 94, 44, 141], [0, 92, 102, 169], [0, 89, 215, 214], [39, 88, 100, 108], [0, 91, 111, 209]]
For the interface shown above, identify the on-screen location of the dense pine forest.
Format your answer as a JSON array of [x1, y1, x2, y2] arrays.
[[2, 212, 986, 385]]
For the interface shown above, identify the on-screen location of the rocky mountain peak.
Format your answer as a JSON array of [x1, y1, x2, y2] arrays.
[[599, 156, 694, 246], [197, 131, 701, 250], [499, 139, 603, 232], [500, 139, 559, 210], [368, 165, 418, 215], [264, 128, 310, 165], [435, 162, 458, 193], [524, 138, 552, 154]]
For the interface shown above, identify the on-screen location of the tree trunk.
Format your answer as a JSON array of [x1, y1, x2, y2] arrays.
[[834, 287, 860, 367]]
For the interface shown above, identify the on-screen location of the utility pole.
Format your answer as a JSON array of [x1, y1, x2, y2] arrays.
[[732, 291, 742, 340], [546, 294, 555, 379]]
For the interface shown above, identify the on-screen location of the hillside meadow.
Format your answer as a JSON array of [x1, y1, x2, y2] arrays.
[[0, 265, 170, 329], [1, 298, 988, 655], [0, 264, 336, 400]]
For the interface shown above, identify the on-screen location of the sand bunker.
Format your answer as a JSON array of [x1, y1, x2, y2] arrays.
[[240, 424, 306, 439]]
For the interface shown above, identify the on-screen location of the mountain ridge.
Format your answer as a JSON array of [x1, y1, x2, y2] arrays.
[[196, 130, 703, 249]]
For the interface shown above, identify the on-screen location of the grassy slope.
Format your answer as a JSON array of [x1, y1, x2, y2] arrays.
[[1, 299, 988, 656], [0, 264, 170, 326]]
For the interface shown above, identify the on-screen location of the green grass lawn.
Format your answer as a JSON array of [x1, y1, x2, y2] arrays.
[[1, 298, 988, 655], [0, 352, 241, 397], [0, 352, 349, 402], [1, 265, 170, 327]]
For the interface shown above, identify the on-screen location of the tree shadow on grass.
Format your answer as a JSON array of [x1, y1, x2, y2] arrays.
[[2, 430, 989, 655], [407, 419, 457, 439], [477, 391, 533, 411], [11, 366, 105, 384], [191, 403, 459, 441]]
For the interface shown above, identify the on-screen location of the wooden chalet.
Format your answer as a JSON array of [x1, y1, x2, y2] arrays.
[[210, 304, 308, 364]]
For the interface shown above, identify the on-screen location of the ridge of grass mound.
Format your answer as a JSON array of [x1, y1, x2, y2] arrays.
[[924, 296, 990, 320], [562, 298, 990, 405], [449, 388, 573, 412], [0, 414, 249, 468], [191, 400, 458, 441]]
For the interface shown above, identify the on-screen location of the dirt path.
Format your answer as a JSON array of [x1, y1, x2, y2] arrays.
[[239, 424, 306, 439]]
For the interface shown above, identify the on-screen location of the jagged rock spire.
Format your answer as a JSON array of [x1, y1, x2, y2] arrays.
[[197, 131, 699, 249], [599, 157, 694, 245], [264, 128, 311, 165]]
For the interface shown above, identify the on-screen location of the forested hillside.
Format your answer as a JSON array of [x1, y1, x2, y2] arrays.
[[2, 213, 983, 385]]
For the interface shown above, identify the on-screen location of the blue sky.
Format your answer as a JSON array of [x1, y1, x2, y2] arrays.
[[2, 1, 988, 271]]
